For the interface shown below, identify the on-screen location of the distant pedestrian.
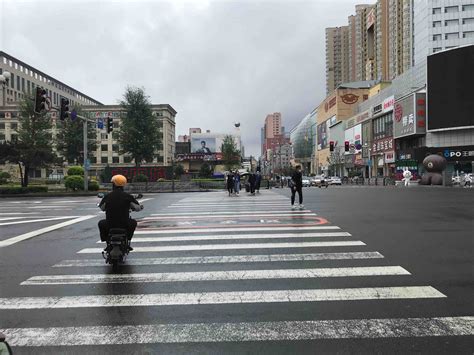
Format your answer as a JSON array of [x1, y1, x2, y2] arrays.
[[234, 169, 241, 195], [248, 172, 256, 195], [226, 172, 234, 196], [290, 165, 304, 210], [255, 169, 262, 193], [464, 174, 472, 188]]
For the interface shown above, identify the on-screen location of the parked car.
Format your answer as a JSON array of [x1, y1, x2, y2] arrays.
[[328, 176, 342, 185], [302, 176, 311, 187], [312, 175, 329, 188]]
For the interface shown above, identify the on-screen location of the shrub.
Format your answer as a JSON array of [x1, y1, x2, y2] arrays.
[[65, 175, 84, 191], [88, 180, 100, 191], [0, 186, 48, 194], [0, 171, 11, 184], [67, 166, 84, 176], [133, 174, 149, 183]]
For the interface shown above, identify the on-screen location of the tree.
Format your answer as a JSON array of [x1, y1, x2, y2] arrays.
[[221, 135, 241, 171], [199, 163, 213, 178], [3, 95, 56, 186], [56, 106, 97, 164], [118, 87, 161, 166], [174, 164, 185, 178]]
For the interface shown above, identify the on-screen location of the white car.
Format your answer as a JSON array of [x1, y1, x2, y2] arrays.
[[328, 176, 342, 185]]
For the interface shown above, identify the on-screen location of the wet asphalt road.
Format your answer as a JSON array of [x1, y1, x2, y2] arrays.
[[0, 186, 472, 354]]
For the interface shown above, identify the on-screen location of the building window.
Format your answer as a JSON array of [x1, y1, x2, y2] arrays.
[[463, 31, 474, 38], [445, 19, 459, 26], [112, 144, 119, 152], [463, 18, 474, 25], [462, 4, 474, 11], [112, 157, 119, 164], [101, 157, 108, 164], [101, 133, 108, 140], [101, 144, 108, 151], [433, 21, 442, 28], [10, 123, 18, 130], [90, 157, 97, 164], [433, 7, 441, 14], [445, 32, 459, 39], [16, 76, 20, 91], [433, 47, 442, 53], [445, 6, 458, 13], [124, 156, 132, 163], [433, 34, 442, 41], [0, 123, 5, 129], [21, 77, 25, 92]]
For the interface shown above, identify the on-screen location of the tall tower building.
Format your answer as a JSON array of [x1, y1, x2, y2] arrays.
[[350, 4, 375, 81], [388, 0, 413, 79], [325, 26, 350, 94], [375, 0, 390, 81]]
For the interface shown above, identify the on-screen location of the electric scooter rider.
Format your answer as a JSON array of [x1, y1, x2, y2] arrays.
[[98, 174, 143, 252]]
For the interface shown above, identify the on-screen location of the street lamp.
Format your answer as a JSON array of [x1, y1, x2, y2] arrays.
[[0, 71, 11, 107]]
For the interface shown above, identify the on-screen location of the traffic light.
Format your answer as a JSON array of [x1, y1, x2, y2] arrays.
[[106, 117, 113, 133], [60, 98, 69, 120], [344, 141, 350, 152], [34, 87, 47, 113], [329, 141, 334, 152]]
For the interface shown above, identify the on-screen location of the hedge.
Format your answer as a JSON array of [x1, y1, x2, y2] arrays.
[[65, 175, 84, 191], [67, 166, 84, 176], [88, 180, 100, 191], [133, 174, 149, 183], [0, 186, 48, 194]]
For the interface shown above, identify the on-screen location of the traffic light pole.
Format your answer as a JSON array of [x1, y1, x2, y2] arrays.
[[74, 113, 96, 192]]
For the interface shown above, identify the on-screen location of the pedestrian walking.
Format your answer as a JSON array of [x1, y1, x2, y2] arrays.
[[255, 169, 262, 193], [226, 172, 234, 196], [234, 169, 241, 195], [290, 165, 304, 210], [464, 174, 472, 188], [248, 172, 256, 195]]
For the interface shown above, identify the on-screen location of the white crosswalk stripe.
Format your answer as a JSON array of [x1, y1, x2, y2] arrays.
[[1, 191, 468, 350]]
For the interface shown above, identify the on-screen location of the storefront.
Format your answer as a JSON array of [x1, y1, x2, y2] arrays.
[[415, 146, 474, 175], [370, 96, 395, 177], [393, 92, 427, 180]]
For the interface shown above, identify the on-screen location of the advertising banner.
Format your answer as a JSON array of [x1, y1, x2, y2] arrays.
[[191, 137, 217, 154], [344, 124, 362, 153], [317, 121, 328, 150], [415, 145, 474, 162], [393, 93, 426, 138]]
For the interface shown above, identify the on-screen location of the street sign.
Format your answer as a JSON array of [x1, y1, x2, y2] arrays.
[[97, 118, 104, 129], [71, 109, 77, 120], [84, 158, 91, 171]]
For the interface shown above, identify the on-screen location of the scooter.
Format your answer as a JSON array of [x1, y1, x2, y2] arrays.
[[97, 193, 144, 271]]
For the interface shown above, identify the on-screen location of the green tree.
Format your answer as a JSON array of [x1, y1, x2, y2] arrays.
[[56, 106, 97, 164], [118, 87, 160, 166], [199, 163, 213, 178], [3, 95, 56, 187], [221, 135, 241, 171]]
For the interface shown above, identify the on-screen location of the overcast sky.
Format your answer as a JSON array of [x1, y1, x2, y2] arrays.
[[1, 0, 364, 156]]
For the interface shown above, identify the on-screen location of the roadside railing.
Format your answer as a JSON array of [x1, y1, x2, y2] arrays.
[[341, 177, 397, 186]]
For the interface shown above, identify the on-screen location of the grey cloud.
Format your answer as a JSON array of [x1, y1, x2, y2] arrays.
[[2, 0, 362, 156]]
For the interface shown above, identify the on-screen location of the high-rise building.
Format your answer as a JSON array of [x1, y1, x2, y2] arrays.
[[264, 112, 282, 139], [353, 4, 375, 81], [388, 0, 413, 79], [325, 26, 350, 93], [375, 0, 390, 81], [413, 0, 474, 65]]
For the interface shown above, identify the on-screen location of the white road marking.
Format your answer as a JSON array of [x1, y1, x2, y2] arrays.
[[78, 240, 365, 254], [135, 226, 340, 234], [0, 215, 97, 248], [150, 210, 313, 216], [0, 216, 79, 226], [142, 213, 316, 220], [112, 232, 352, 243], [21, 266, 410, 285], [53, 252, 385, 267], [0, 217, 26, 221], [3, 316, 471, 346], [0, 212, 40, 215], [0, 286, 446, 310]]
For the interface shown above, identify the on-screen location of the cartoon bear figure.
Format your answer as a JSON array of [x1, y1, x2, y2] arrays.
[[420, 154, 447, 185]]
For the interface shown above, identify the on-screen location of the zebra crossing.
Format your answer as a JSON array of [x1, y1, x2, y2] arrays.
[[0, 190, 472, 352]]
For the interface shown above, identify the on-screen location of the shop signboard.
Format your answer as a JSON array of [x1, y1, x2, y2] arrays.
[[344, 124, 362, 154], [415, 145, 474, 162], [345, 109, 371, 129], [382, 95, 395, 113], [393, 93, 426, 138], [385, 151, 395, 163], [176, 153, 223, 161], [372, 137, 394, 154]]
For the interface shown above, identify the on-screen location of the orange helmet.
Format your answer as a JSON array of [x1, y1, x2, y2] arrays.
[[111, 174, 127, 187]]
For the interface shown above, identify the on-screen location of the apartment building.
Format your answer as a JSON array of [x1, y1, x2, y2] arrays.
[[325, 26, 350, 93]]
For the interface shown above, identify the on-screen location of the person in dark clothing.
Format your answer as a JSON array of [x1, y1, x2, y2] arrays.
[[290, 165, 304, 210], [248, 172, 256, 195], [255, 169, 262, 193], [226, 172, 234, 196], [98, 174, 143, 251]]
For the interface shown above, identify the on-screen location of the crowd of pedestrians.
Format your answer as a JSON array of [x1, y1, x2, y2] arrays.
[[225, 169, 262, 196]]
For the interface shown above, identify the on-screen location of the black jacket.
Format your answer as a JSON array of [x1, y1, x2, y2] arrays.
[[99, 189, 139, 228], [291, 171, 303, 188]]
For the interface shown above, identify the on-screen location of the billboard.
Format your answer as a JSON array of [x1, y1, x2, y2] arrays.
[[393, 93, 426, 138], [344, 124, 362, 153], [317, 121, 328, 150], [427, 45, 474, 131], [191, 137, 217, 154]]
